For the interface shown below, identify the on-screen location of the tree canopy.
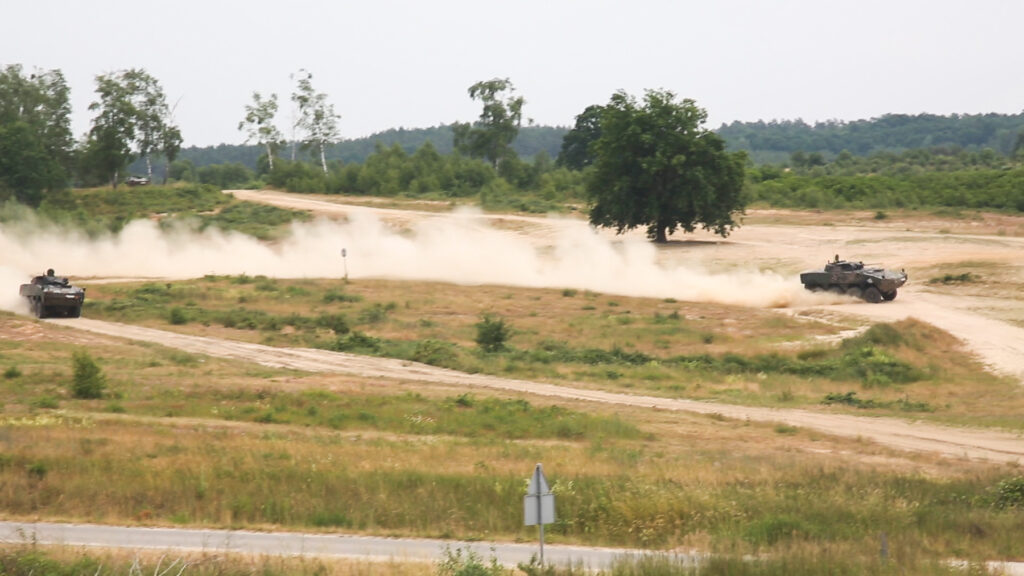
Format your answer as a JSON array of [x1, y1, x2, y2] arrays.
[[291, 69, 340, 174], [238, 91, 282, 171], [586, 90, 747, 242], [452, 78, 525, 168], [82, 68, 180, 188], [0, 65, 73, 206]]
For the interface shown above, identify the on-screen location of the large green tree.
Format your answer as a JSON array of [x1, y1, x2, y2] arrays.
[[557, 104, 603, 170], [587, 90, 747, 243], [84, 69, 180, 187], [452, 78, 525, 168], [0, 65, 73, 206]]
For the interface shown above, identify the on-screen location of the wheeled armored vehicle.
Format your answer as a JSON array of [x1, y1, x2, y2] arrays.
[[19, 269, 86, 318], [800, 256, 907, 303]]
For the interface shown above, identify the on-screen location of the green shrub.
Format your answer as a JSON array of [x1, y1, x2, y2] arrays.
[[928, 272, 976, 285], [331, 331, 381, 353], [995, 476, 1024, 509], [168, 306, 189, 325], [822, 391, 877, 409], [323, 289, 363, 303], [315, 313, 350, 335], [70, 350, 106, 399], [2, 365, 21, 379], [31, 396, 60, 409], [413, 339, 461, 369], [357, 302, 396, 324], [475, 314, 511, 353]]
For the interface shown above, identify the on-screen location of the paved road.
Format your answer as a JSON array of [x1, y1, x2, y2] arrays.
[[0, 521, 646, 569], [5, 521, 1024, 575]]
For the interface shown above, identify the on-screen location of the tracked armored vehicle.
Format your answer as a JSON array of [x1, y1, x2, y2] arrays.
[[19, 269, 85, 318], [800, 256, 907, 303]]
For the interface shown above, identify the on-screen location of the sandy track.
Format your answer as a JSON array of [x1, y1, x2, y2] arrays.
[[48, 317, 1024, 464]]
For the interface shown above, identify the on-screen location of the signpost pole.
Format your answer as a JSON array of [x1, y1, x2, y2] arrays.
[[537, 473, 545, 566], [340, 248, 348, 281]]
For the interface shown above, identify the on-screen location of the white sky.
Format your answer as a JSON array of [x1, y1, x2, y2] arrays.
[[4, 0, 1023, 147]]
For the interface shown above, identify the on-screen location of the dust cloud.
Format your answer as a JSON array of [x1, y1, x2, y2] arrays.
[[0, 211, 834, 314]]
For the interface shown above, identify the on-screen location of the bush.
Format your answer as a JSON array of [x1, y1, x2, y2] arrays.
[[2, 365, 21, 379], [995, 476, 1024, 509], [331, 331, 382, 354], [168, 306, 189, 325], [413, 339, 461, 369], [70, 350, 106, 399], [475, 314, 511, 353]]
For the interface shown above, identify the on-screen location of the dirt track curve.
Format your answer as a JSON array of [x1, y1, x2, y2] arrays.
[[48, 317, 1024, 464]]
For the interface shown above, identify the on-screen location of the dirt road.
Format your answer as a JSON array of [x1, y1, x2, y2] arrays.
[[48, 317, 1024, 464]]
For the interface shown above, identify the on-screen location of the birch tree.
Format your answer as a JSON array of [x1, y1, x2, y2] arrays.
[[238, 91, 282, 171], [291, 69, 340, 173]]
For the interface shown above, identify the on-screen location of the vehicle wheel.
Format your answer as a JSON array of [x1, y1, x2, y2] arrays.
[[70, 306, 81, 318], [828, 286, 844, 295], [863, 286, 883, 304], [882, 289, 897, 301], [845, 286, 863, 300], [35, 301, 47, 319]]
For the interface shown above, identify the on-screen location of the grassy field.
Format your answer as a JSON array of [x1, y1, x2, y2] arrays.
[[2, 203, 1024, 573], [4, 184, 310, 240], [77, 275, 1024, 429], [1, 271, 1023, 573]]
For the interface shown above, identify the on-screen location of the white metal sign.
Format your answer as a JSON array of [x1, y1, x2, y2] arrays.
[[523, 463, 555, 566], [524, 464, 555, 525]]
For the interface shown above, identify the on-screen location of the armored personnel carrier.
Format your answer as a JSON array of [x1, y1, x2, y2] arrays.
[[800, 256, 907, 303], [19, 269, 86, 318]]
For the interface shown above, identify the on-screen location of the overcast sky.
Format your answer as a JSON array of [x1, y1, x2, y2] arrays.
[[4, 0, 1023, 147]]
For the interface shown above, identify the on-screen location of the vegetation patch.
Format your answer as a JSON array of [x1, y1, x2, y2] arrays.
[[927, 272, 977, 285], [78, 278, 1019, 427]]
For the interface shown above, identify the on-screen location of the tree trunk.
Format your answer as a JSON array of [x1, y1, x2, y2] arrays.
[[654, 225, 668, 243], [145, 156, 153, 180], [265, 142, 275, 171], [319, 142, 328, 174]]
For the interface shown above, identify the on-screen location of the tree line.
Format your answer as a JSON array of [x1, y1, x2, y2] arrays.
[[718, 113, 1024, 161], [4, 61, 1023, 248], [164, 125, 567, 174]]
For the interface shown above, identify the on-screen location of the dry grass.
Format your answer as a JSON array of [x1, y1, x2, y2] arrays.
[[0, 545, 432, 576], [2, 264, 1023, 564], [72, 276, 1024, 428], [744, 207, 1024, 237]]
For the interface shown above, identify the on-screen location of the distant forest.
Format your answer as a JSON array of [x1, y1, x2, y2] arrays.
[[164, 112, 1024, 172], [169, 125, 569, 172], [717, 112, 1024, 164]]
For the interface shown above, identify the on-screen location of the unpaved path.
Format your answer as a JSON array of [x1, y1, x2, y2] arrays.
[[48, 317, 1024, 464]]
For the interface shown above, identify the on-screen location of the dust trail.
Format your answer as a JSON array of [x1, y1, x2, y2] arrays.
[[0, 211, 835, 314]]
